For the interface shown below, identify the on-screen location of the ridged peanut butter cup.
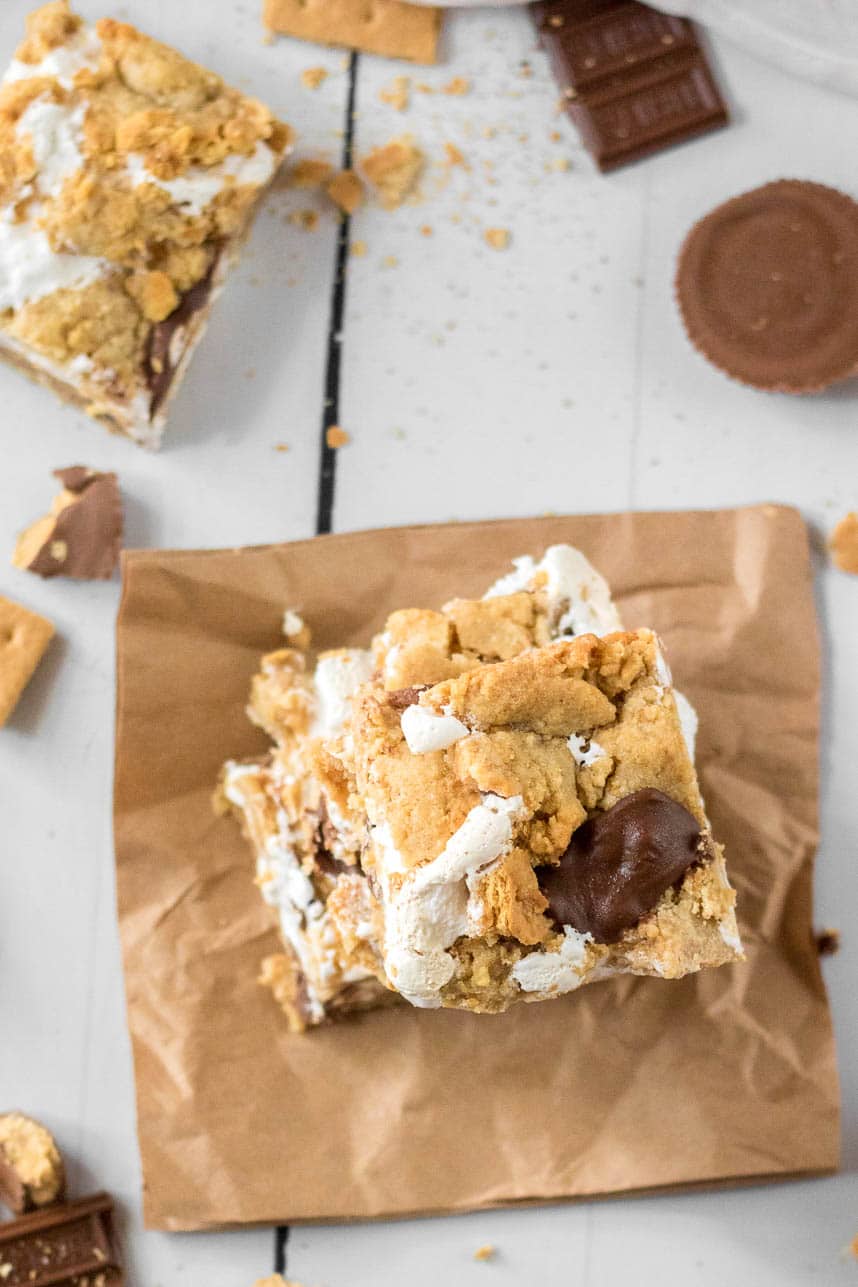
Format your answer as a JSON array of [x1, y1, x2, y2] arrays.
[[676, 180, 858, 393]]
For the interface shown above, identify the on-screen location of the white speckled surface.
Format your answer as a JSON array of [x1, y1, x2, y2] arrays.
[[0, 4, 855, 1285]]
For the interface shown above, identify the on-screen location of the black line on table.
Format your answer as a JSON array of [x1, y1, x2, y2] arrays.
[[274, 1223, 290, 1274], [315, 50, 359, 536], [273, 51, 359, 1275]]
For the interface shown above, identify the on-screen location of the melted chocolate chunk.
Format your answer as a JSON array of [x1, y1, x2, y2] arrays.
[[310, 800, 354, 878], [538, 788, 704, 943], [144, 259, 216, 415], [386, 686, 426, 710]]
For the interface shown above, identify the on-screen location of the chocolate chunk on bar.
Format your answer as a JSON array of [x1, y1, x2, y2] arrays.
[[13, 467, 122, 580], [539, 788, 707, 942], [0, 1114, 65, 1215], [0, 3, 292, 448], [221, 545, 742, 1026], [533, 0, 728, 172], [0, 1192, 123, 1286]]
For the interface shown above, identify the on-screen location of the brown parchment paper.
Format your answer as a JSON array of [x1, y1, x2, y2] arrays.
[[113, 505, 840, 1231]]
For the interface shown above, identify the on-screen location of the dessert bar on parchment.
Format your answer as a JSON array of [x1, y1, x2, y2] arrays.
[[218, 546, 742, 1030], [0, 2, 292, 448]]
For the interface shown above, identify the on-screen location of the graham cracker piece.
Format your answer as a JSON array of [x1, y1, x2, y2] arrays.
[[829, 512, 858, 573], [262, 0, 442, 64], [0, 595, 55, 727]]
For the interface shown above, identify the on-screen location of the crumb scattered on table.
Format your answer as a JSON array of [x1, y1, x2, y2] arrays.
[[300, 66, 328, 90], [420, 224, 433, 237], [326, 425, 350, 448], [361, 135, 424, 209], [289, 158, 334, 188], [273, 443, 290, 452], [829, 513, 858, 573], [474, 1244, 496, 1262], [350, 239, 368, 256], [815, 928, 841, 956], [380, 75, 411, 111], [484, 227, 510, 250], [325, 169, 365, 214], [382, 255, 399, 268], [288, 209, 319, 230], [443, 76, 471, 95], [444, 141, 468, 168]]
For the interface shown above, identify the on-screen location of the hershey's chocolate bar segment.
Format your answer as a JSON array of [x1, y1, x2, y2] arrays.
[[533, 0, 728, 172], [0, 1192, 123, 1287]]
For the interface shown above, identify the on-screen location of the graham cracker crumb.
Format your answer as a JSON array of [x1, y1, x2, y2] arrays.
[[300, 66, 328, 90], [274, 443, 290, 452], [326, 424, 350, 448], [382, 254, 399, 268], [443, 76, 471, 95], [350, 239, 368, 256], [289, 158, 334, 188], [380, 75, 411, 112], [288, 209, 319, 230], [829, 513, 858, 573], [361, 135, 424, 209], [252, 1276, 306, 1287], [550, 156, 571, 172], [484, 227, 510, 250], [550, 129, 562, 142], [474, 1244, 496, 1262], [420, 224, 433, 236], [444, 141, 468, 168], [325, 168, 364, 214]]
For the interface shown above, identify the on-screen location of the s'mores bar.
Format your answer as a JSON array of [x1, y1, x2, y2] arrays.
[[221, 548, 742, 1028], [0, 2, 292, 447]]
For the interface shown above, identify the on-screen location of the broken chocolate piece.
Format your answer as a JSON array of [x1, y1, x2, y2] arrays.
[[0, 1114, 64, 1216], [0, 1192, 123, 1286], [532, 0, 728, 172], [539, 788, 704, 942], [13, 468, 123, 581]]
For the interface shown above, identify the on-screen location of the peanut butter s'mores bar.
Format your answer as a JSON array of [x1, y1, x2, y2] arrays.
[[0, 3, 292, 447], [221, 548, 742, 1027]]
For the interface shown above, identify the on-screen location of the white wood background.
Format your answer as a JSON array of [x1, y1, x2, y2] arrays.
[[1, 4, 856, 1284]]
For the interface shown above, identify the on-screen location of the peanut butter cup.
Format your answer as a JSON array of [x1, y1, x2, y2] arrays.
[[676, 180, 858, 392]]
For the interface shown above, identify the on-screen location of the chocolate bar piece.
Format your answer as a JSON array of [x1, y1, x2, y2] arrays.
[[533, 0, 728, 172], [0, 1192, 122, 1286], [13, 468, 123, 581]]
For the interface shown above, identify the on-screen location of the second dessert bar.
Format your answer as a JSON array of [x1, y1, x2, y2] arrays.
[[0, 2, 292, 447]]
